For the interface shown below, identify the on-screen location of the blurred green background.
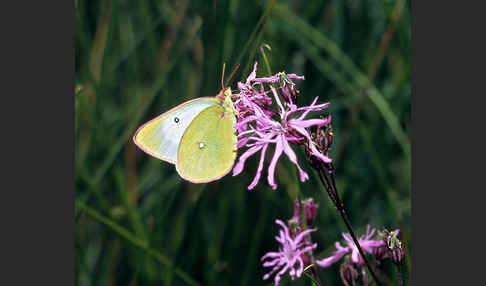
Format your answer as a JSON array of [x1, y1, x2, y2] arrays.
[[75, 0, 411, 285]]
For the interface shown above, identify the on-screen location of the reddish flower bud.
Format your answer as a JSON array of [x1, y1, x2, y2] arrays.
[[301, 198, 319, 225], [389, 244, 405, 264], [372, 244, 387, 265], [340, 263, 358, 286]]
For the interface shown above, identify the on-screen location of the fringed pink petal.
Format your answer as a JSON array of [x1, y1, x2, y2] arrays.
[[288, 118, 330, 129], [292, 125, 332, 163], [262, 251, 282, 260], [286, 73, 305, 81], [267, 135, 284, 190], [248, 143, 269, 190], [232, 145, 262, 176], [281, 136, 309, 182], [263, 257, 284, 267], [263, 259, 284, 280], [251, 75, 280, 83], [269, 85, 285, 117], [293, 228, 316, 245], [295, 256, 304, 278], [246, 62, 258, 83], [274, 264, 289, 285], [275, 219, 290, 239], [316, 242, 350, 268]]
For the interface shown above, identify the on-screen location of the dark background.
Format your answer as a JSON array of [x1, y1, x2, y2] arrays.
[[75, 0, 411, 285]]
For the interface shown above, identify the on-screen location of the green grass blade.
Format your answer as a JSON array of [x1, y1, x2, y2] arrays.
[[78, 200, 201, 286]]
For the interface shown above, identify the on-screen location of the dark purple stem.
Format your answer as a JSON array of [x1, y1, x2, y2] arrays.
[[395, 263, 403, 286], [316, 164, 381, 286]]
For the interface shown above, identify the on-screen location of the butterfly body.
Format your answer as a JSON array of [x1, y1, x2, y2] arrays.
[[133, 88, 237, 183]]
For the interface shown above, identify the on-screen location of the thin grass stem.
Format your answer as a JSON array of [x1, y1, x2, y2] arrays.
[[78, 200, 201, 286]]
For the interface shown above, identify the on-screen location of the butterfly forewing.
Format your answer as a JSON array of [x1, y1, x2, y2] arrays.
[[176, 105, 237, 183], [133, 98, 220, 163]]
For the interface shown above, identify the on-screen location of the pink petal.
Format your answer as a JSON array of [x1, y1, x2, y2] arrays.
[[269, 85, 285, 117], [263, 260, 285, 280], [275, 264, 290, 284], [267, 135, 284, 190], [235, 115, 259, 130], [280, 136, 309, 182], [351, 248, 363, 265], [262, 252, 282, 261], [246, 62, 258, 83], [288, 118, 330, 129], [293, 228, 316, 245], [292, 125, 332, 163], [263, 257, 283, 267], [342, 233, 354, 245], [295, 256, 304, 278], [236, 137, 250, 148], [248, 143, 269, 190], [294, 96, 319, 119], [286, 73, 305, 80], [232, 145, 263, 176], [316, 242, 349, 268], [275, 219, 290, 239], [251, 75, 280, 83]]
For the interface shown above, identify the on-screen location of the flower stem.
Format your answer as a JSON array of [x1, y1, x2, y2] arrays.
[[296, 200, 322, 286], [315, 164, 381, 286], [394, 263, 403, 286], [303, 265, 322, 286]]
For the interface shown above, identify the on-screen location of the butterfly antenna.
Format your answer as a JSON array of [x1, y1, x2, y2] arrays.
[[221, 62, 226, 90], [224, 63, 240, 87]]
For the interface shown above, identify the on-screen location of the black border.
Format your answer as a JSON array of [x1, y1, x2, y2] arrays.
[[412, 1, 484, 285], [2, 1, 74, 285], [3, 0, 485, 284]]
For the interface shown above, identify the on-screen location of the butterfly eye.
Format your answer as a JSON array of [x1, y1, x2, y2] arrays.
[[174, 117, 180, 123]]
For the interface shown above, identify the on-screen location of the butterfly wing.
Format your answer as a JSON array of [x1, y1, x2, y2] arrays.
[[133, 98, 220, 164], [176, 105, 237, 183]]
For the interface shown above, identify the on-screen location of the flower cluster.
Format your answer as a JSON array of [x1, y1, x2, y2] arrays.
[[232, 62, 332, 190]]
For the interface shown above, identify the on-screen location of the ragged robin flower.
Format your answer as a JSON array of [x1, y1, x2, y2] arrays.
[[316, 225, 383, 268], [261, 219, 317, 286], [232, 62, 332, 190]]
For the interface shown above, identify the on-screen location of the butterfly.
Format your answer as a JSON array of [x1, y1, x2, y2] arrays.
[[133, 64, 240, 183]]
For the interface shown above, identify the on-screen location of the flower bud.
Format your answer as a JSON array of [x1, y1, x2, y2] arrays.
[[340, 263, 358, 286], [301, 198, 319, 225], [379, 228, 404, 264], [301, 253, 312, 266], [315, 125, 333, 155], [278, 72, 300, 104], [292, 199, 300, 220], [372, 244, 387, 265], [389, 244, 405, 264]]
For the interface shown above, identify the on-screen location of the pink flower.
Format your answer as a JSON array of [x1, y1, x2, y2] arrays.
[[232, 62, 332, 190], [261, 220, 317, 286], [316, 225, 383, 268]]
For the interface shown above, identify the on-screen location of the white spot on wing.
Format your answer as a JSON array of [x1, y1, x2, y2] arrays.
[[155, 99, 218, 162]]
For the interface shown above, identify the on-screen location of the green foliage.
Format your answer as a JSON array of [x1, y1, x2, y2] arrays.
[[75, 0, 411, 285]]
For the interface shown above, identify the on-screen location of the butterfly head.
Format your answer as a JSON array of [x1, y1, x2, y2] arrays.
[[216, 63, 240, 116]]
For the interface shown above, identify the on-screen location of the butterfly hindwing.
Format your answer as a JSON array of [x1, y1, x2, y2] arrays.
[[133, 98, 220, 164], [176, 105, 237, 183]]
